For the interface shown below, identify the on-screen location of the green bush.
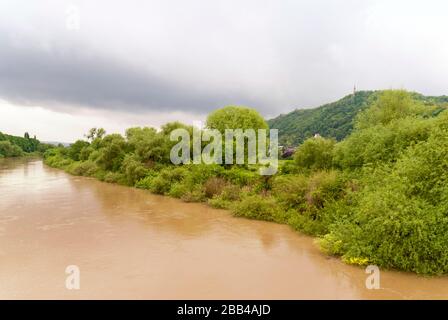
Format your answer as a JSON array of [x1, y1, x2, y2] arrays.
[[321, 126, 448, 274], [121, 154, 148, 185], [294, 137, 335, 171], [221, 166, 260, 186], [203, 177, 228, 198], [232, 195, 282, 222], [138, 167, 187, 194], [305, 170, 344, 209], [0, 140, 24, 157], [104, 171, 126, 184], [208, 184, 242, 209], [69, 160, 98, 176], [168, 183, 190, 198], [181, 187, 206, 202], [95, 134, 127, 171], [271, 174, 308, 210], [355, 89, 428, 130], [334, 117, 434, 169], [68, 140, 90, 161]]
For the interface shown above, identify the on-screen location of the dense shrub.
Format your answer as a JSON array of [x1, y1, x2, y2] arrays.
[[121, 154, 148, 185], [294, 137, 335, 170], [232, 195, 282, 222], [221, 166, 260, 186], [0, 140, 24, 157], [208, 184, 241, 209], [355, 89, 428, 130], [181, 187, 206, 202], [271, 175, 308, 210], [68, 140, 90, 161], [305, 170, 343, 209], [168, 183, 190, 198], [138, 167, 187, 194], [204, 177, 228, 198], [95, 134, 127, 171], [69, 160, 98, 176], [334, 117, 434, 169], [321, 125, 448, 274], [103, 171, 126, 184]]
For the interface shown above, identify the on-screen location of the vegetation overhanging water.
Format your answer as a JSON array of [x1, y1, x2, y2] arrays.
[[4, 89, 448, 275]]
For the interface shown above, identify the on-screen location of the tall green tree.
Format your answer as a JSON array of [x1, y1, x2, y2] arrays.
[[206, 106, 268, 132]]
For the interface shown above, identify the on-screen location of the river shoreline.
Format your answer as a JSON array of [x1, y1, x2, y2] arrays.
[[2, 158, 448, 299]]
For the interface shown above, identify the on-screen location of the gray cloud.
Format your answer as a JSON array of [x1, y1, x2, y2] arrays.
[[0, 0, 447, 119], [0, 36, 263, 114]]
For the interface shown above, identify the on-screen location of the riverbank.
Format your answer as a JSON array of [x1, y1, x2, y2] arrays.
[[40, 150, 431, 276], [3, 158, 448, 299], [0, 152, 43, 159], [43, 91, 448, 275]]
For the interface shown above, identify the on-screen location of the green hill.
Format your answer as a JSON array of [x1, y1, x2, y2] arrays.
[[268, 90, 448, 146], [0, 131, 52, 157]]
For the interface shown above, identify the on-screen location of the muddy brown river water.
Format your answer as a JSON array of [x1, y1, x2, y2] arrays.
[[1, 158, 447, 299]]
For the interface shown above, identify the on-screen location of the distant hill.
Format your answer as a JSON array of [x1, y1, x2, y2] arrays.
[[0, 131, 40, 153], [0, 131, 54, 157], [43, 141, 72, 147], [268, 90, 448, 146]]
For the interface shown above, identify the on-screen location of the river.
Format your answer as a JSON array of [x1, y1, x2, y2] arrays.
[[0, 158, 447, 299]]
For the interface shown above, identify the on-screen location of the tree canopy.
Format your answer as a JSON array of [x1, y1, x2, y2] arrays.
[[206, 106, 268, 132]]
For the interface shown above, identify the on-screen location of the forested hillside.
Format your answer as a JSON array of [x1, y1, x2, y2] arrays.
[[268, 90, 448, 146], [0, 131, 51, 157]]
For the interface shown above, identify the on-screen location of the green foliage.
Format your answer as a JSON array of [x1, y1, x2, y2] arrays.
[[137, 167, 186, 194], [103, 171, 126, 184], [0, 131, 46, 154], [206, 106, 268, 132], [355, 90, 428, 130], [95, 134, 127, 171], [126, 127, 167, 163], [69, 160, 98, 176], [268, 91, 376, 145], [268, 90, 447, 146], [68, 140, 90, 161], [232, 195, 282, 222], [42, 93, 448, 275], [208, 184, 242, 209], [271, 174, 308, 210], [321, 108, 448, 274], [121, 153, 148, 185], [294, 137, 336, 170], [334, 117, 434, 169], [271, 170, 345, 235], [0, 140, 24, 157], [334, 91, 438, 169], [203, 177, 228, 198], [220, 166, 260, 186], [206, 106, 269, 166], [85, 128, 106, 141], [181, 187, 206, 202]]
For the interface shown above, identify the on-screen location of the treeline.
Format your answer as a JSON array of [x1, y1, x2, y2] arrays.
[[45, 91, 448, 274], [0, 131, 52, 158], [268, 90, 448, 146]]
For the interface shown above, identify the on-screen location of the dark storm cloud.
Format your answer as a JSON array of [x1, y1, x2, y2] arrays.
[[0, 37, 263, 114]]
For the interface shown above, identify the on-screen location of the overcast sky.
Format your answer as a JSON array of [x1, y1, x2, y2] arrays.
[[1, 0, 447, 142]]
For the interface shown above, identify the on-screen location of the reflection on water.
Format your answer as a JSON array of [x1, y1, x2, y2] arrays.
[[0, 158, 447, 299]]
